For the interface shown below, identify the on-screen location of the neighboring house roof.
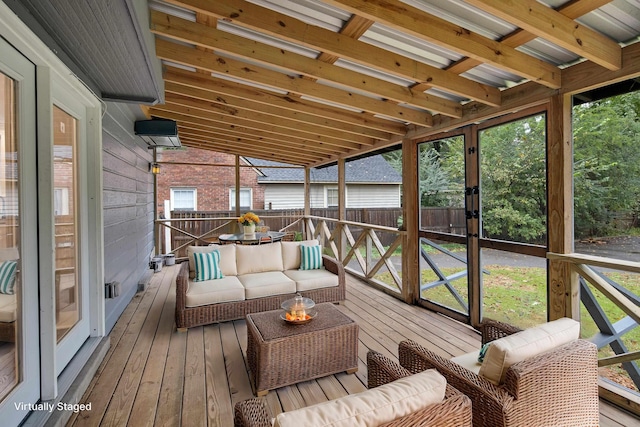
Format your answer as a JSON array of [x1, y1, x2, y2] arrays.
[[249, 155, 402, 184]]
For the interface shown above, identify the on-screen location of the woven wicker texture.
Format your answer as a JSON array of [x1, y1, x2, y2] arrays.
[[246, 303, 358, 395], [175, 254, 345, 329], [234, 350, 472, 427], [249, 302, 354, 340], [399, 319, 600, 427], [0, 321, 15, 342]]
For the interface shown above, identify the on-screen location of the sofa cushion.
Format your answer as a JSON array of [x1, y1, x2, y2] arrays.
[[273, 369, 446, 427], [284, 268, 339, 292], [185, 276, 245, 308], [193, 251, 224, 281], [479, 317, 580, 385], [238, 271, 295, 300], [187, 244, 237, 278], [300, 245, 322, 270], [451, 350, 482, 376], [236, 243, 284, 275], [0, 293, 16, 322], [281, 239, 320, 270], [0, 260, 17, 294]]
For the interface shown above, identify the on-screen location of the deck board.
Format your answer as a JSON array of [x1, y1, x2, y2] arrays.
[[67, 264, 640, 427]]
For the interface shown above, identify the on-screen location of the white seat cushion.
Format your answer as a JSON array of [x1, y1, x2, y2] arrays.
[[281, 239, 321, 270], [283, 268, 339, 292], [451, 349, 482, 376], [273, 369, 446, 427], [236, 243, 284, 275], [187, 244, 237, 278], [238, 271, 295, 300], [479, 317, 580, 385], [185, 276, 245, 308], [0, 293, 16, 322]]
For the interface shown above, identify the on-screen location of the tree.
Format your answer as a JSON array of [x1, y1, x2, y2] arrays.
[[479, 115, 547, 243], [573, 91, 640, 237]]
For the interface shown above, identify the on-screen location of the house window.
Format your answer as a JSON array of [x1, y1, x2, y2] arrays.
[[54, 188, 69, 216], [230, 188, 252, 211], [171, 188, 196, 210], [326, 187, 338, 207]]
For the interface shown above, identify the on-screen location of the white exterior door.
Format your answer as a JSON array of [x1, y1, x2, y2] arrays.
[[0, 36, 41, 425]]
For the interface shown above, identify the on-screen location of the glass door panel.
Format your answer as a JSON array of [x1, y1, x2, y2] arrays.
[[478, 114, 547, 325], [0, 36, 39, 425], [418, 135, 469, 315], [53, 106, 79, 342], [0, 68, 20, 403]]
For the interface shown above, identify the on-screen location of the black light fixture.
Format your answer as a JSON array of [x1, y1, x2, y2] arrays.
[[151, 162, 160, 174]]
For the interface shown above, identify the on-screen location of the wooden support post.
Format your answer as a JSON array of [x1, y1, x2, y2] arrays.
[[235, 155, 241, 218], [338, 158, 346, 260], [401, 139, 418, 304], [547, 94, 578, 320], [304, 166, 310, 239]]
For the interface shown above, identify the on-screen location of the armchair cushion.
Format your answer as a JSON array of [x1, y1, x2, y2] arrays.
[[273, 369, 446, 427], [479, 317, 580, 385]]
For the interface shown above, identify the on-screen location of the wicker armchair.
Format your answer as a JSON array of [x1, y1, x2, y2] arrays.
[[234, 350, 472, 427], [399, 319, 600, 427]]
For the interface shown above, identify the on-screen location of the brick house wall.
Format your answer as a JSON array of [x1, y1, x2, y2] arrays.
[[156, 147, 264, 216]]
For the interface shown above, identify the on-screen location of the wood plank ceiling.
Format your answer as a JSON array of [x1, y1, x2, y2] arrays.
[[146, 0, 636, 167]]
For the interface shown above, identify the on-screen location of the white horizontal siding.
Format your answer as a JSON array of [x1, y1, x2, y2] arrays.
[[264, 183, 400, 208], [264, 184, 304, 209], [346, 184, 400, 208]]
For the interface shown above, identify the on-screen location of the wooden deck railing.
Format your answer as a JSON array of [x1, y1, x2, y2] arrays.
[[547, 252, 640, 407], [302, 215, 406, 299]]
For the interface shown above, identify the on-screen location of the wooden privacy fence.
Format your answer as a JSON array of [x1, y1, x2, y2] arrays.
[[158, 207, 465, 256]]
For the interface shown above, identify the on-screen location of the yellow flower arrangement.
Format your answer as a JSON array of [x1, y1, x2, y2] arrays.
[[238, 212, 260, 226]]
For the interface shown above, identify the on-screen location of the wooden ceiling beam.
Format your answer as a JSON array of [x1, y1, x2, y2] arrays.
[[177, 122, 342, 157], [464, 0, 620, 71], [149, 108, 344, 157], [178, 136, 317, 165], [151, 11, 495, 111], [321, 0, 561, 88], [161, 0, 510, 98], [163, 88, 375, 145], [164, 81, 387, 142], [154, 41, 432, 127], [162, 66, 405, 137], [177, 129, 332, 161], [165, 82, 390, 141], [163, 94, 370, 149], [151, 102, 365, 151]]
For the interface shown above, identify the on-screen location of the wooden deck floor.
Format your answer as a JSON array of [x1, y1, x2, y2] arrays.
[[67, 263, 639, 427]]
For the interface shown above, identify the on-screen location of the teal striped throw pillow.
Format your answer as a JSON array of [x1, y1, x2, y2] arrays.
[[299, 245, 322, 270], [194, 250, 224, 281], [0, 260, 17, 294]]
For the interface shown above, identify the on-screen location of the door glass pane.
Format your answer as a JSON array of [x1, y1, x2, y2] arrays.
[[418, 136, 469, 315], [479, 114, 547, 244], [0, 72, 21, 401], [418, 136, 466, 235], [479, 114, 547, 327], [54, 106, 79, 342]]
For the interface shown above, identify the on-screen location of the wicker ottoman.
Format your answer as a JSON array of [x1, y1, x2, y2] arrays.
[[246, 302, 358, 396]]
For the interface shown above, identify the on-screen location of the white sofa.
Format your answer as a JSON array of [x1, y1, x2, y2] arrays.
[[175, 240, 345, 329]]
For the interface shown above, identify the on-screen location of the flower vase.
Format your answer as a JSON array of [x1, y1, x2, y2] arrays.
[[243, 224, 256, 236]]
